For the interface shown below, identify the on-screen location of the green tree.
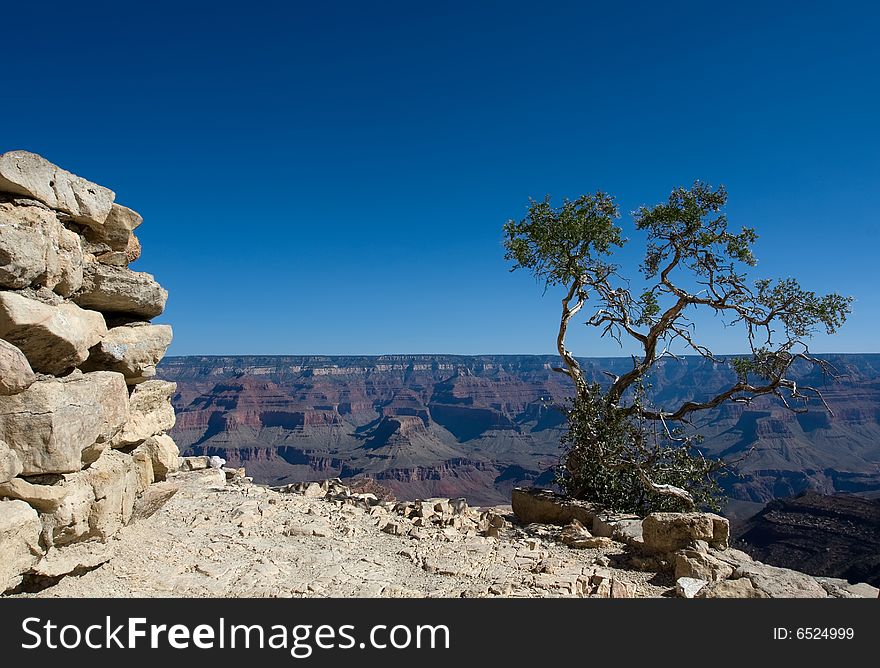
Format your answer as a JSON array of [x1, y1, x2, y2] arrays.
[[503, 183, 852, 513]]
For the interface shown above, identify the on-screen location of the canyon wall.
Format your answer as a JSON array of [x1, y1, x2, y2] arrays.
[[161, 354, 880, 510], [0, 151, 178, 593]]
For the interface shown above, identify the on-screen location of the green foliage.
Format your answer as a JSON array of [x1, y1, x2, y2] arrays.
[[634, 182, 758, 278], [503, 180, 854, 515], [557, 384, 726, 514], [503, 193, 624, 288]]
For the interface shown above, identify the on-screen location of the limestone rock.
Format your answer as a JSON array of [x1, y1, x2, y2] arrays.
[[87, 449, 139, 540], [675, 577, 709, 598], [674, 549, 735, 582], [0, 476, 69, 512], [179, 455, 210, 471], [74, 263, 167, 318], [39, 449, 139, 548], [511, 487, 597, 526], [610, 579, 637, 598], [697, 577, 769, 599], [0, 292, 106, 374], [707, 514, 730, 548], [128, 444, 155, 493], [89, 203, 143, 251], [0, 200, 84, 295], [708, 546, 754, 569], [82, 323, 172, 384], [95, 251, 129, 266], [592, 512, 640, 537], [0, 339, 36, 395], [611, 520, 644, 547], [571, 536, 616, 549], [141, 434, 179, 480], [846, 582, 879, 598], [0, 439, 23, 483], [30, 541, 115, 579], [641, 512, 725, 554], [0, 371, 129, 475], [111, 380, 176, 447], [733, 562, 828, 598], [0, 151, 115, 227], [0, 499, 43, 593], [559, 519, 592, 546]]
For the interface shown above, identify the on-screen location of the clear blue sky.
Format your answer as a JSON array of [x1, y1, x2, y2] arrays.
[[3, 1, 877, 356]]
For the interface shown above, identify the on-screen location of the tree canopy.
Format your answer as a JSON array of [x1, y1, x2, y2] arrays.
[[504, 182, 853, 513]]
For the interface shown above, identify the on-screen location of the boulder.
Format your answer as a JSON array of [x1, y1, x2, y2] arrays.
[[73, 263, 167, 318], [708, 546, 754, 569], [592, 512, 640, 537], [0, 499, 43, 593], [697, 578, 769, 599], [128, 444, 155, 492], [511, 487, 597, 526], [641, 512, 727, 554], [0, 476, 69, 512], [88, 203, 143, 252], [733, 562, 828, 598], [39, 449, 139, 548], [111, 380, 176, 447], [0, 292, 106, 374], [0, 339, 36, 395], [141, 434, 179, 480], [0, 371, 129, 475], [82, 323, 173, 384], [179, 455, 210, 471], [0, 150, 115, 227], [674, 549, 735, 582], [0, 200, 84, 295], [0, 439, 23, 483], [559, 519, 592, 546], [610, 579, 637, 598]]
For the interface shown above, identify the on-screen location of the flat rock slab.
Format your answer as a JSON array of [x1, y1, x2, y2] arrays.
[[74, 264, 168, 318], [0, 151, 115, 227], [511, 487, 598, 527]]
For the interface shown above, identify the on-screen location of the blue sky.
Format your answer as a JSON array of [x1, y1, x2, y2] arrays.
[[3, 1, 877, 356]]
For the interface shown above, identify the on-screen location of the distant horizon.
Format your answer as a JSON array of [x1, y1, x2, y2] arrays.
[[159, 350, 880, 360]]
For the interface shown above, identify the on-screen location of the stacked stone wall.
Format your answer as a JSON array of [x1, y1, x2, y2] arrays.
[[0, 151, 177, 592]]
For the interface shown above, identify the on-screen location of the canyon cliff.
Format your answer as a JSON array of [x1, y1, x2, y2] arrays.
[[161, 353, 880, 509]]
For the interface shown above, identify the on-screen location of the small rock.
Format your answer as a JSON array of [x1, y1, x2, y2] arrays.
[[675, 577, 709, 598]]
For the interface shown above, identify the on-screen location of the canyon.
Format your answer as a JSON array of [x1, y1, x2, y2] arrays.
[[162, 353, 880, 513]]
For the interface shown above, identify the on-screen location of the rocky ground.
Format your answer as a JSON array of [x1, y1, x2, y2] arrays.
[[15, 469, 669, 598], [12, 467, 878, 599]]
